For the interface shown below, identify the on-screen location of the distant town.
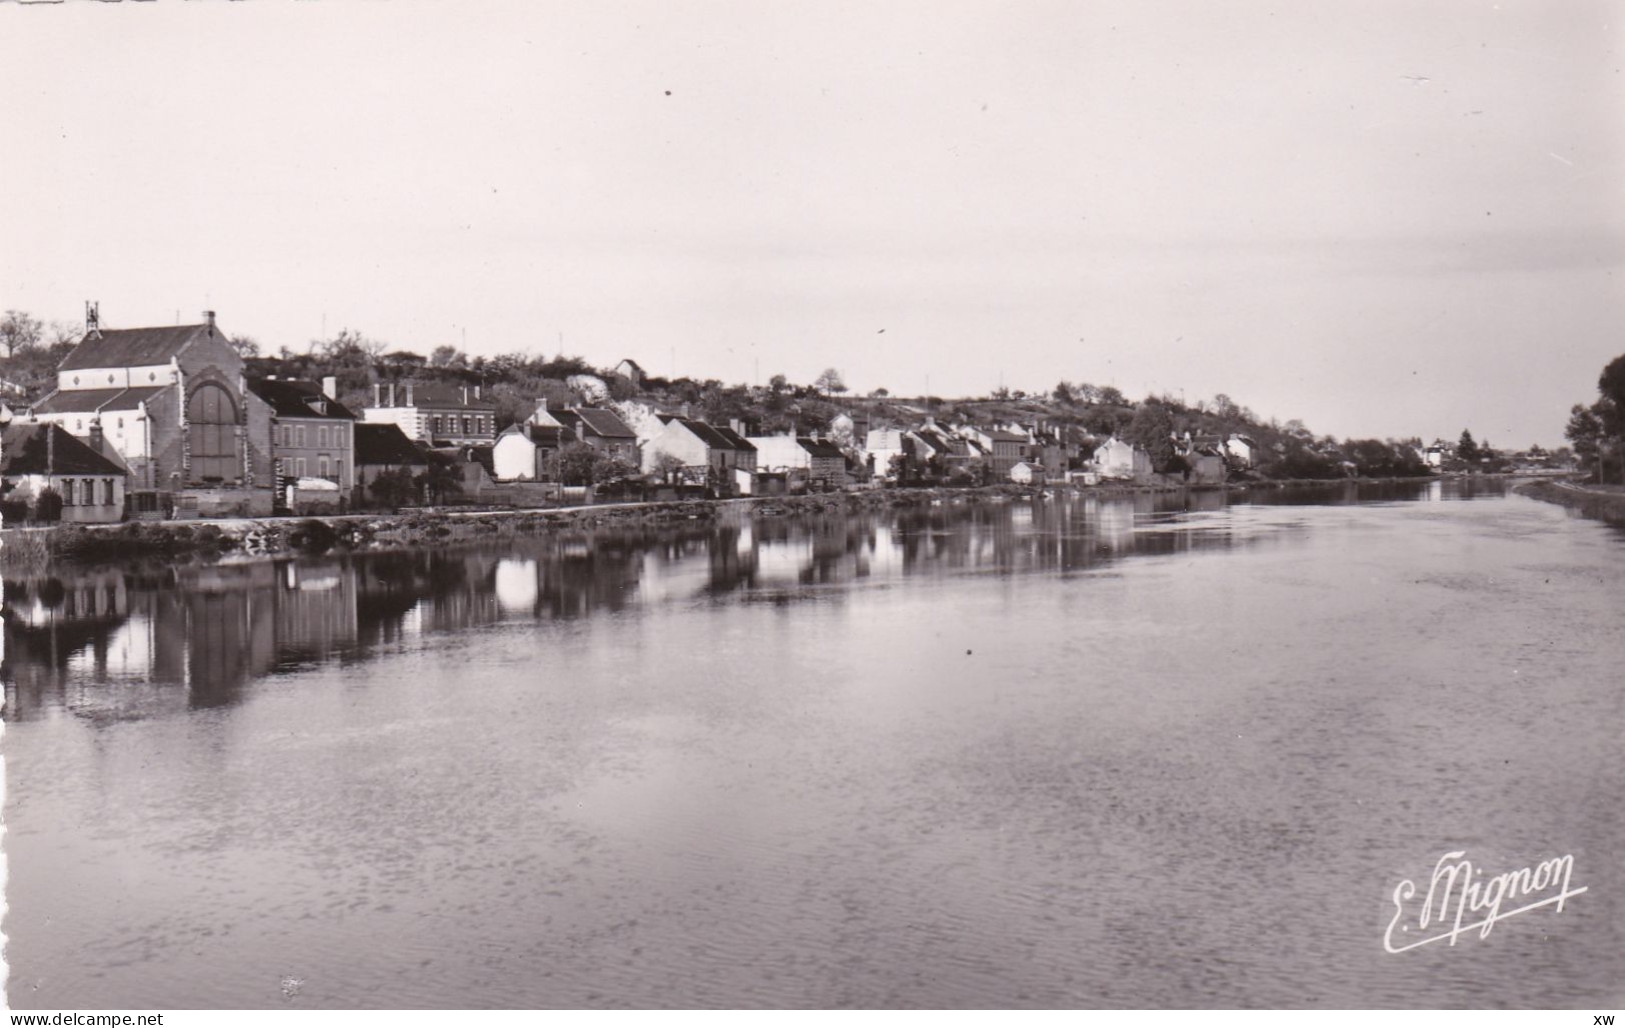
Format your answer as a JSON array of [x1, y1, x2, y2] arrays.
[[0, 305, 1577, 525]]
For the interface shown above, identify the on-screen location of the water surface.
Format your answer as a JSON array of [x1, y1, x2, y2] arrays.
[[5, 481, 1623, 1008]]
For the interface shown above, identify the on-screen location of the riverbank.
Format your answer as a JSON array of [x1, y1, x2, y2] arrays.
[[0, 477, 1434, 570], [0, 485, 1041, 569], [1515, 479, 1625, 527]]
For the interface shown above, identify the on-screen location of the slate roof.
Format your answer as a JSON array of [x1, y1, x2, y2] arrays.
[[520, 424, 570, 447], [0, 422, 128, 477], [30, 385, 170, 415], [677, 418, 736, 451], [799, 438, 846, 460], [59, 324, 215, 371], [248, 379, 357, 421], [711, 425, 756, 452], [354, 423, 428, 466], [984, 428, 1029, 443], [557, 407, 637, 440], [374, 383, 497, 411]]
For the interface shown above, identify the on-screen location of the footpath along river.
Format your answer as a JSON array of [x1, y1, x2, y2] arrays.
[[4, 479, 1623, 1008]]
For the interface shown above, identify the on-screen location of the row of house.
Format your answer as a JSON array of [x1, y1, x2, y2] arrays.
[[0, 311, 1272, 521]]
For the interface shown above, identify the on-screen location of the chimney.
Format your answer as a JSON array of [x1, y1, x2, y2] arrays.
[[474, 384, 482, 400], [461, 386, 468, 405], [322, 376, 337, 400], [405, 383, 413, 406], [373, 383, 382, 406], [203, 310, 216, 336], [388, 382, 396, 407], [88, 418, 106, 455]]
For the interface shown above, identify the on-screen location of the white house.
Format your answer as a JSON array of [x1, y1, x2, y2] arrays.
[[1224, 434, 1259, 467], [492, 423, 571, 481], [1092, 436, 1152, 481]]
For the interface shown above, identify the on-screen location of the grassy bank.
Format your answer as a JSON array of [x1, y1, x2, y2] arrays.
[[1515, 480, 1625, 528]]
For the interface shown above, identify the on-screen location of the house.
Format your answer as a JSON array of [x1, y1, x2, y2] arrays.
[[26, 309, 274, 516], [613, 359, 646, 387], [1224, 434, 1260, 467], [353, 422, 429, 506], [492, 423, 571, 481], [542, 406, 640, 465], [1, 421, 128, 523], [1009, 461, 1046, 487], [248, 376, 357, 495], [642, 416, 754, 490], [712, 424, 758, 474], [363, 381, 498, 445], [747, 434, 848, 489], [1092, 436, 1152, 482]]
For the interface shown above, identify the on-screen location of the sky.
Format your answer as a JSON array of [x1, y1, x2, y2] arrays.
[[2, 0, 1623, 448]]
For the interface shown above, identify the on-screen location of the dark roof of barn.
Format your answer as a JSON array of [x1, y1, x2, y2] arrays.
[[58, 324, 216, 371], [0, 422, 128, 477], [354, 423, 429, 466], [248, 378, 357, 421], [799, 437, 846, 459], [380, 383, 497, 411]]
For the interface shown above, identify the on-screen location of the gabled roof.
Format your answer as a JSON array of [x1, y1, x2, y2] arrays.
[[711, 424, 756, 452], [0, 422, 128, 477], [800, 437, 846, 459], [59, 324, 218, 371], [354, 423, 428, 466], [983, 427, 1028, 443], [248, 378, 356, 421], [30, 385, 169, 415], [518, 424, 569, 447], [557, 407, 636, 439], [676, 418, 736, 450]]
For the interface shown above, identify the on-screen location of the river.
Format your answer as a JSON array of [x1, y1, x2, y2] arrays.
[[4, 480, 1623, 1008]]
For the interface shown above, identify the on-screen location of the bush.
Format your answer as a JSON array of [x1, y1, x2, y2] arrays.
[[32, 488, 63, 524], [288, 519, 339, 554]]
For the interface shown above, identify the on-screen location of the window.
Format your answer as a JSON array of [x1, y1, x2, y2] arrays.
[[187, 383, 240, 482], [296, 425, 307, 448], [84, 479, 96, 505], [433, 415, 443, 435], [295, 458, 307, 477], [103, 479, 115, 505], [318, 426, 329, 449], [319, 455, 330, 478], [463, 415, 472, 436], [61, 479, 75, 505]]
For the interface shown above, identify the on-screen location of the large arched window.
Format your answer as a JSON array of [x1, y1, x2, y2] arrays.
[[188, 382, 240, 482]]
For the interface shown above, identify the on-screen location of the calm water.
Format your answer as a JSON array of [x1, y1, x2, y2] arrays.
[[4, 481, 1623, 1008]]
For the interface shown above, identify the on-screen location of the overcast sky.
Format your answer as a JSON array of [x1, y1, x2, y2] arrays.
[[3, 1, 1622, 446]]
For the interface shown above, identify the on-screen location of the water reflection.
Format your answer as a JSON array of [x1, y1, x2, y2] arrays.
[[1, 480, 1505, 723]]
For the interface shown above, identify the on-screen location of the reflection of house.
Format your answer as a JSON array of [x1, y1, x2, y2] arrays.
[[492, 423, 570, 481], [354, 423, 429, 503], [363, 381, 497, 445], [0, 421, 128, 522], [249, 376, 356, 493], [26, 310, 273, 515]]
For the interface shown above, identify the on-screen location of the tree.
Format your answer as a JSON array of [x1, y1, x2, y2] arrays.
[[1, 310, 42, 358], [1097, 385, 1127, 406], [430, 344, 467, 369], [814, 367, 847, 397], [556, 442, 601, 486], [32, 486, 63, 524], [228, 334, 261, 359], [1124, 401, 1177, 472], [1053, 381, 1075, 404], [650, 451, 688, 484], [368, 467, 419, 509], [415, 460, 464, 505], [1457, 429, 1480, 465]]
